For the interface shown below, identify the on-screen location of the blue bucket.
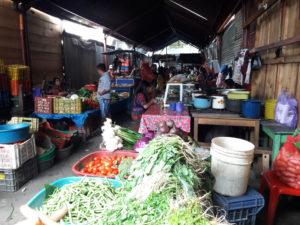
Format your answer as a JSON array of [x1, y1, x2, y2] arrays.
[[242, 100, 261, 119], [0, 123, 30, 144]]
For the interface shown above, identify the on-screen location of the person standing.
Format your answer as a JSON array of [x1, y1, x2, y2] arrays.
[[96, 63, 111, 120]]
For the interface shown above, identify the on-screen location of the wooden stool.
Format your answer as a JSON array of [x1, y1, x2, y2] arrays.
[[259, 170, 300, 225]]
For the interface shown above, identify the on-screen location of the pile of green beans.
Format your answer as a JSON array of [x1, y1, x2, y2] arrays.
[[40, 178, 116, 224]]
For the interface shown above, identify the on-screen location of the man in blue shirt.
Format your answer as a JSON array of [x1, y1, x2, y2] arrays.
[[96, 63, 111, 120]]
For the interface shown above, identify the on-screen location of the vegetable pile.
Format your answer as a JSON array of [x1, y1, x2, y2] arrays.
[[101, 118, 123, 151], [39, 179, 116, 224], [40, 135, 223, 225], [101, 118, 141, 151], [80, 155, 134, 177]]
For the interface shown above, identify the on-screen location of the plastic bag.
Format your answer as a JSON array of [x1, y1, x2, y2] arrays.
[[273, 130, 300, 189], [275, 91, 298, 128]]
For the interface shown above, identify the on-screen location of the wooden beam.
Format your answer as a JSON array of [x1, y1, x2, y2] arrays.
[[243, 0, 280, 28], [250, 34, 300, 53], [262, 55, 300, 64]]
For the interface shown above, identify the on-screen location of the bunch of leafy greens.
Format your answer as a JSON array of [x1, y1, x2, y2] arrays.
[[41, 136, 217, 225]]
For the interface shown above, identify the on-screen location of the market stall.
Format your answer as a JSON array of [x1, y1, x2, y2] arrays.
[[138, 104, 191, 134]]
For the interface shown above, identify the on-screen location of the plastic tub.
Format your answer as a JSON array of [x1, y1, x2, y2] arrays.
[[0, 123, 30, 144], [37, 156, 55, 173], [225, 98, 242, 113], [242, 100, 261, 119], [264, 99, 276, 120], [38, 144, 56, 161], [72, 150, 137, 178], [56, 144, 73, 160], [27, 177, 120, 212], [210, 137, 254, 196]]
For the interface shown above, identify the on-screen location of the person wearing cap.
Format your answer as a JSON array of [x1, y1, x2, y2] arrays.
[[96, 63, 111, 120]]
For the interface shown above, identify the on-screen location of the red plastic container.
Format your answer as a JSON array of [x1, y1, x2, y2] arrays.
[[72, 150, 138, 178]]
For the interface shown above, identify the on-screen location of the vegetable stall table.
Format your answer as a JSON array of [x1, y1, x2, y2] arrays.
[[191, 109, 260, 147], [138, 104, 191, 134], [32, 109, 100, 140], [261, 120, 295, 160]]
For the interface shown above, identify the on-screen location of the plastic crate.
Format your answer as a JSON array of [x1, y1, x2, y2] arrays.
[[72, 150, 137, 178], [34, 97, 53, 114], [9, 117, 39, 133], [213, 187, 265, 225], [0, 135, 36, 170], [53, 97, 82, 114], [0, 157, 38, 192]]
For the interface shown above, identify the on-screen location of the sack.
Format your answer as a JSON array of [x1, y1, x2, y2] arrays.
[[275, 91, 298, 128], [140, 62, 155, 83], [273, 130, 300, 189]]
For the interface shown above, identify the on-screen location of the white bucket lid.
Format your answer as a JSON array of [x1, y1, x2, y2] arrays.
[[211, 137, 255, 156]]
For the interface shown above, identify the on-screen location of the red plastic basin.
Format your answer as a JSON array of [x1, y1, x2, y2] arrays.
[[71, 150, 137, 178]]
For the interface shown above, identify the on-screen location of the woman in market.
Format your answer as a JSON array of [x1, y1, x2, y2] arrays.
[[131, 80, 155, 120], [48, 77, 67, 96]]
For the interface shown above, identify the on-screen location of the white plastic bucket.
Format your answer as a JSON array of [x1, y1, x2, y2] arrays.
[[210, 137, 255, 196]]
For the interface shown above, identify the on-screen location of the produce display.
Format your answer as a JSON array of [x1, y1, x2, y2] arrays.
[[101, 118, 123, 151], [39, 179, 116, 224], [39, 135, 219, 225], [101, 118, 141, 151], [79, 155, 134, 177]]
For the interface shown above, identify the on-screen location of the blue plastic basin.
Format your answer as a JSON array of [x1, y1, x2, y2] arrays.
[[27, 176, 121, 211], [0, 123, 30, 144]]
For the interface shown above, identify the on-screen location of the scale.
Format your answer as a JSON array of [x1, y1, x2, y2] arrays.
[[163, 82, 195, 107]]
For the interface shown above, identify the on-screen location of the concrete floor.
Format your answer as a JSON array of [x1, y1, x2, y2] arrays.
[[1, 116, 300, 225]]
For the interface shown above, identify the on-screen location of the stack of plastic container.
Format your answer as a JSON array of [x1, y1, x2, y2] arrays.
[[0, 123, 38, 192], [213, 187, 265, 225]]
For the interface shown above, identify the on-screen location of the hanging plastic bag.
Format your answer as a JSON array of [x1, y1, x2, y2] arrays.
[[273, 130, 300, 189], [275, 91, 298, 128]]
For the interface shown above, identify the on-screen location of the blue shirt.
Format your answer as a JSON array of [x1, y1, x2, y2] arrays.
[[97, 72, 111, 100]]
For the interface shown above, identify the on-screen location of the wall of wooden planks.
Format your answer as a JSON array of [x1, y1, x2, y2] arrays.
[[27, 8, 62, 86], [0, 0, 23, 64], [249, 0, 300, 127]]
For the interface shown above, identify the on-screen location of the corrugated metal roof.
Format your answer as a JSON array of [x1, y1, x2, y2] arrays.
[[17, 0, 241, 50]]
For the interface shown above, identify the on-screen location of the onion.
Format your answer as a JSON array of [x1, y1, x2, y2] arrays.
[[166, 120, 174, 128], [159, 125, 169, 134], [158, 121, 167, 128], [169, 127, 178, 135]]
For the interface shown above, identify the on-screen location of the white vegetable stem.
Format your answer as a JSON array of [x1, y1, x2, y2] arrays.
[[101, 118, 123, 151]]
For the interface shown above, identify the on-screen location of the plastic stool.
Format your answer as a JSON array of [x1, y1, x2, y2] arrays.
[[259, 170, 300, 225]]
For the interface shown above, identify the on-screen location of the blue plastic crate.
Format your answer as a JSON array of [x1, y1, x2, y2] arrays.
[[112, 78, 134, 85], [213, 187, 265, 225]]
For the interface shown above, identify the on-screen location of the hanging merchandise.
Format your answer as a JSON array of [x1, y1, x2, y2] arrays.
[[275, 91, 298, 128], [232, 49, 252, 86]]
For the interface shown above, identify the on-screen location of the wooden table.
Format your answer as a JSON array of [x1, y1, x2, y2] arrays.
[[191, 111, 260, 147], [261, 120, 295, 160]]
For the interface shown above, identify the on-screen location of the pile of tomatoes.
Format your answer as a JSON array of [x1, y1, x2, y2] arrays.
[[80, 155, 132, 177]]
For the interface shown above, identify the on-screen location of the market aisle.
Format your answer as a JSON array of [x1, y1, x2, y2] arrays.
[[0, 133, 102, 225]]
